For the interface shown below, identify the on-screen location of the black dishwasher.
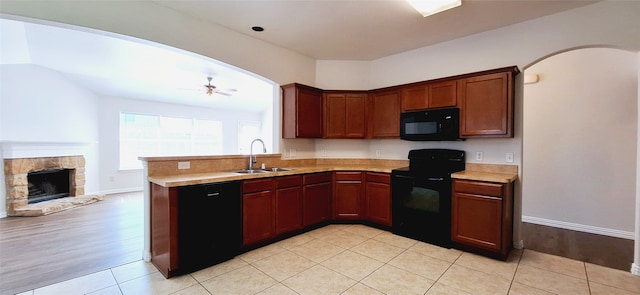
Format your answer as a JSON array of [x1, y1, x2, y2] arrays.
[[177, 180, 241, 274]]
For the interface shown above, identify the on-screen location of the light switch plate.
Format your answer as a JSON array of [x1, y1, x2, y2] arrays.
[[475, 152, 483, 161], [178, 161, 190, 169]]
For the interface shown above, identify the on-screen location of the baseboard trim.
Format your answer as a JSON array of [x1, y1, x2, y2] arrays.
[[632, 263, 640, 276], [522, 215, 634, 240], [98, 187, 143, 195]]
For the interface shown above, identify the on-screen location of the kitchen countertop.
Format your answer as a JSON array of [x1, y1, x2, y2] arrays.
[[451, 170, 518, 183], [149, 164, 519, 187], [148, 165, 398, 187]]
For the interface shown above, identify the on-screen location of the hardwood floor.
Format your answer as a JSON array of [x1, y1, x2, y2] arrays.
[[0, 192, 143, 295]]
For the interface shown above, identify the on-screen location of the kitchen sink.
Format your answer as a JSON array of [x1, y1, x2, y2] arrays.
[[267, 167, 293, 172], [230, 168, 294, 174], [231, 169, 268, 174]]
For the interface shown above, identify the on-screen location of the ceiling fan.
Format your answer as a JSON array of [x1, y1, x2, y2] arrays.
[[204, 76, 237, 96]]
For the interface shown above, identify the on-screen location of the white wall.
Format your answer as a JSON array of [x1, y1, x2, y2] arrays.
[[97, 96, 264, 194], [523, 48, 637, 236]]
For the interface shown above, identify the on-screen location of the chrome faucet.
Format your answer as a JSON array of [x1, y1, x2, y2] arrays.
[[249, 138, 267, 171]]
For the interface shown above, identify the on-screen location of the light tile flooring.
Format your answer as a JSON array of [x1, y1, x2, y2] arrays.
[[18, 224, 640, 295]]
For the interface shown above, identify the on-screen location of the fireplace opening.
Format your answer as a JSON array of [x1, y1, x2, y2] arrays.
[[27, 169, 72, 204]]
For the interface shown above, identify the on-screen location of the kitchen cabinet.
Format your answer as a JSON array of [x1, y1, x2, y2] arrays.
[[303, 172, 332, 227], [275, 175, 303, 235], [323, 92, 367, 138], [459, 70, 515, 137], [282, 83, 323, 138], [333, 172, 364, 220], [242, 178, 275, 246], [401, 80, 457, 111], [368, 89, 401, 138], [451, 179, 514, 259], [365, 172, 391, 226]]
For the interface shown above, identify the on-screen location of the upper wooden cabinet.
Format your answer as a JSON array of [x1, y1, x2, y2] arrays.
[[282, 66, 518, 140], [368, 89, 401, 138], [281, 83, 323, 138], [459, 70, 516, 138], [401, 80, 457, 111], [324, 92, 367, 138]]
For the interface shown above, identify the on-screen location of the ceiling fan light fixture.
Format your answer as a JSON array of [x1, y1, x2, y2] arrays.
[[406, 0, 462, 17]]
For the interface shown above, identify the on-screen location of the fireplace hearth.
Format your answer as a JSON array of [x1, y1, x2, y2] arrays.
[[4, 155, 103, 216]]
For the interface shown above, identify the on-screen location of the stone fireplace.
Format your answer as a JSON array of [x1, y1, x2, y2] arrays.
[[4, 155, 101, 216]]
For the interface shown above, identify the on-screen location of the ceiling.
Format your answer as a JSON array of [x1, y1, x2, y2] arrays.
[[1, 0, 598, 111]]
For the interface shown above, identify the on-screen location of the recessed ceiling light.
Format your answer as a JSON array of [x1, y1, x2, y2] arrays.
[[406, 0, 462, 17], [251, 26, 264, 32]]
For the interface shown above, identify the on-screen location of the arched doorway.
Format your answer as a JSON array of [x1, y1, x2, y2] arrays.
[[521, 47, 638, 271]]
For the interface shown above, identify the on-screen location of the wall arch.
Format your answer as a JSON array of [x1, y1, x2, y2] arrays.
[[521, 47, 638, 271]]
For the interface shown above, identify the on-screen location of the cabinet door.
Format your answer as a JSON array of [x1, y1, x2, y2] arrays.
[[369, 90, 400, 138], [276, 186, 302, 235], [459, 72, 513, 137], [324, 93, 347, 138], [365, 173, 391, 226], [345, 94, 367, 137], [243, 190, 274, 245], [334, 172, 363, 219], [282, 83, 323, 138], [428, 80, 457, 108], [303, 182, 331, 227], [324, 93, 366, 138], [401, 84, 428, 111], [451, 192, 502, 251]]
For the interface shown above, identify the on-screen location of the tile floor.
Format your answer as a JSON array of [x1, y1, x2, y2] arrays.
[[17, 224, 640, 295]]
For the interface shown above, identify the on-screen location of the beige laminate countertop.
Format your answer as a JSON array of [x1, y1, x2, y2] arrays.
[[451, 170, 518, 183], [148, 162, 519, 187], [148, 165, 398, 187]]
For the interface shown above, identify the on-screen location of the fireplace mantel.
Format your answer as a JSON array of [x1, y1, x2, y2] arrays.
[[1, 141, 95, 159]]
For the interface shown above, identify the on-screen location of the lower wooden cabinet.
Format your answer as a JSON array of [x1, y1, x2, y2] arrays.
[[302, 172, 332, 227], [243, 176, 306, 246], [275, 176, 303, 235], [451, 179, 514, 259], [333, 172, 364, 220], [242, 179, 275, 246], [365, 172, 391, 226]]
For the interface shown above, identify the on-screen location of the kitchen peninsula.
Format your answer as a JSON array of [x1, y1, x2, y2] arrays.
[[141, 154, 517, 278]]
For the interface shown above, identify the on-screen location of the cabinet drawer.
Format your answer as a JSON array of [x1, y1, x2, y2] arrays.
[[243, 179, 273, 194], [335, 172, 363, 181], [303, 172, 332, 185], [366, 172, 390, 184], [454, 180, 503, 197], [276, 175, 303, 188]]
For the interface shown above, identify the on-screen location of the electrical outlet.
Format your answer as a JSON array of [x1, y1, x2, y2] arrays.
[[290, 148, 297, 158], [178, 161, 190, 169], [375, 149, 381, 158], [321, 149, 327, 157], [506, 152, 514, 163], [475, 152, 483, 161]]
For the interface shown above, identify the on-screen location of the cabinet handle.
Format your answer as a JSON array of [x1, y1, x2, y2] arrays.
[[206, 192, 220, 197]]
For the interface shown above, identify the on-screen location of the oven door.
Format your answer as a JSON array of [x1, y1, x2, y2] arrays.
[[391, 173, 452, 247]]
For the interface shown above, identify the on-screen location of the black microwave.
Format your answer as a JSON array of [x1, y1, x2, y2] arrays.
[[400, 107, 462, 141]]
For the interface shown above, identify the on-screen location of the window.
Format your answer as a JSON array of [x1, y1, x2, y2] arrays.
[[237, 120, 262, 154], [119, 113, 223, 169]]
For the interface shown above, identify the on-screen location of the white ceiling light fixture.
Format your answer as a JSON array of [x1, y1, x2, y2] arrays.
[[406, 0, 462, 17]]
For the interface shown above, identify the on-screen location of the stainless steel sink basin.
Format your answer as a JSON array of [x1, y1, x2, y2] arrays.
[[231, 169, 268, 174], [267, 167, 293, 172]]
